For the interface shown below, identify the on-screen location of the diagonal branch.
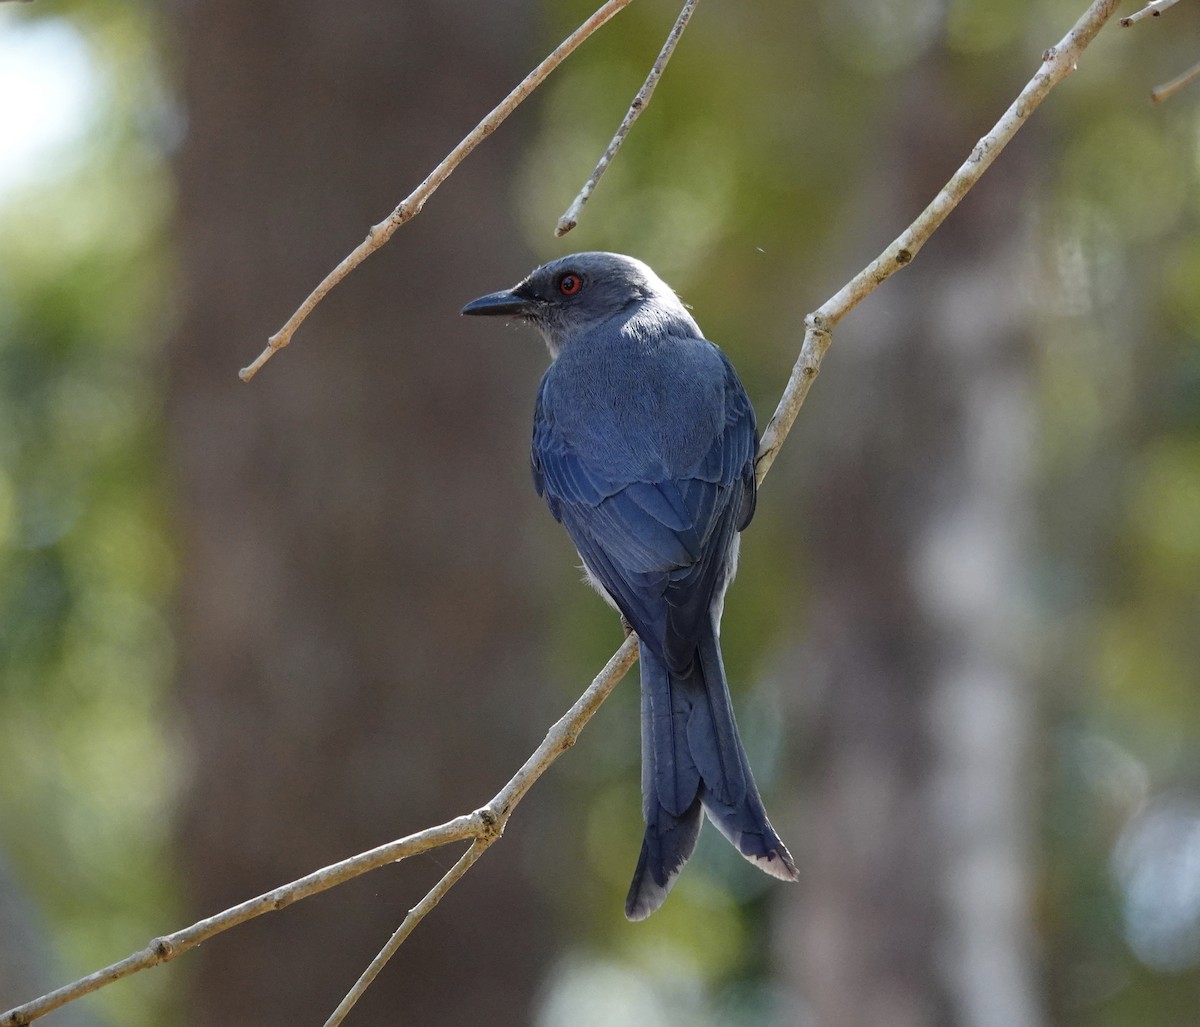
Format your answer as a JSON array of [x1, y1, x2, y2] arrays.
[[2, 1, 1125, 1024], [756, 0, 1122, 482], [555, 0, 701, 236], [324, 840, 489, 1027], [237, 0, 637, 383]]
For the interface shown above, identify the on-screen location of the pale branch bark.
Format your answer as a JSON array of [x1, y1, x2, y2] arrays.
[[555, 0, 700, 236], [3, 1, 1127, 1024], [1120, 0, 1181, 26], [756, 0, 1122, 483], [237, 0, 636, 383], [1152, 59, 1200, 102]]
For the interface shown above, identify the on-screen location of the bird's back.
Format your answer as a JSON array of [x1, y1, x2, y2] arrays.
[[537, 310, 736, 486]]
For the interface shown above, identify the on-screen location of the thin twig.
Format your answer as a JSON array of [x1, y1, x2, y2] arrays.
[[555, 0, 700, 236], [237, 0, 636, 383], [324, 841, 488, 1027], [323, 636, 639, 1023], [756, 0, 1123, 482], [3, 1, 1126, 1024], [1152, 58, 1200, 102], [1120, 0, 1180, 26]]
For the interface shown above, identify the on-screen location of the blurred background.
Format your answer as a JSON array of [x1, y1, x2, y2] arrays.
[[1, 0, 1199, 1024]]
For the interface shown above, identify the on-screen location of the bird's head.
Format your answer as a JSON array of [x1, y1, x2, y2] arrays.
[[461, 252, 694, 357]]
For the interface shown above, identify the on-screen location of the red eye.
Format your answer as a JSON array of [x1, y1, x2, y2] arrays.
[[558, 273, 582, 296]]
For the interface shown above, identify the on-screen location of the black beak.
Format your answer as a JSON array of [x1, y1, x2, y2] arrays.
[[460, 286, 537, 318]]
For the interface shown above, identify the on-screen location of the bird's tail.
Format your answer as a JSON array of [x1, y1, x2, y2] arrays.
[[625, 630, 798, 921]]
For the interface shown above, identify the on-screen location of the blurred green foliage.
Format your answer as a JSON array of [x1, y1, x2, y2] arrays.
[[0, 2, 175, 1023]]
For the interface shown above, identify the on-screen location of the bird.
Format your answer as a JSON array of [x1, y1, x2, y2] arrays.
[[462, 252, 797, 920]]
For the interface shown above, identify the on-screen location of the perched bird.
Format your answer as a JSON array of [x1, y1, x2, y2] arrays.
[[462, 252, 797, 919]]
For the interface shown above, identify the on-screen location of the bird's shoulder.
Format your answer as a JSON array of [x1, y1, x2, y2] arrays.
[[537, 322, 740, 437], [531, 325, 756, 509]]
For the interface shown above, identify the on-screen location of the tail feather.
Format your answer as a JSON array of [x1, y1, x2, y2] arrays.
[[691, 628, 747, 807], [627, 635, 797, 920], [624, 794, 703, 921], [701, 784, 799, 882], [696, 629, 798, 881], [640, 642, 700, 819]]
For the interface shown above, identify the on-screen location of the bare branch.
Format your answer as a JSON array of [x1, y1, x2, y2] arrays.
[[1121, 0, 1181, 26], [237, 0, 636, 383], [2, 638, 638, 1027], [1152, 58, 1200, 102], [0, 815, 480, 1026], [756, 0, 1123, 483], [555, 0, 700, 236], [3, 1, 1128, 1023]]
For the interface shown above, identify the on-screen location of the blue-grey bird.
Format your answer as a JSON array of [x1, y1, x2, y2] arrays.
[[462, 252, 797, 919]]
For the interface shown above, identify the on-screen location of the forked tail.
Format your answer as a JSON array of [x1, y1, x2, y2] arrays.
[[625, 632, 798, 921]]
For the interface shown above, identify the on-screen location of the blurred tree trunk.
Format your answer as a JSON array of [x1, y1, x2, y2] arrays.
[[167, 2, 554, 1023], [780, 59, 1045, 1027]]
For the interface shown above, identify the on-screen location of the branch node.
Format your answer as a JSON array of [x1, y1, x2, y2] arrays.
[[390, 199, 418, 227], [895, 247, 913, 265], [152, 937, 174, 960], [805, 311, 832, 336], [474, 805, 506, 841]]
